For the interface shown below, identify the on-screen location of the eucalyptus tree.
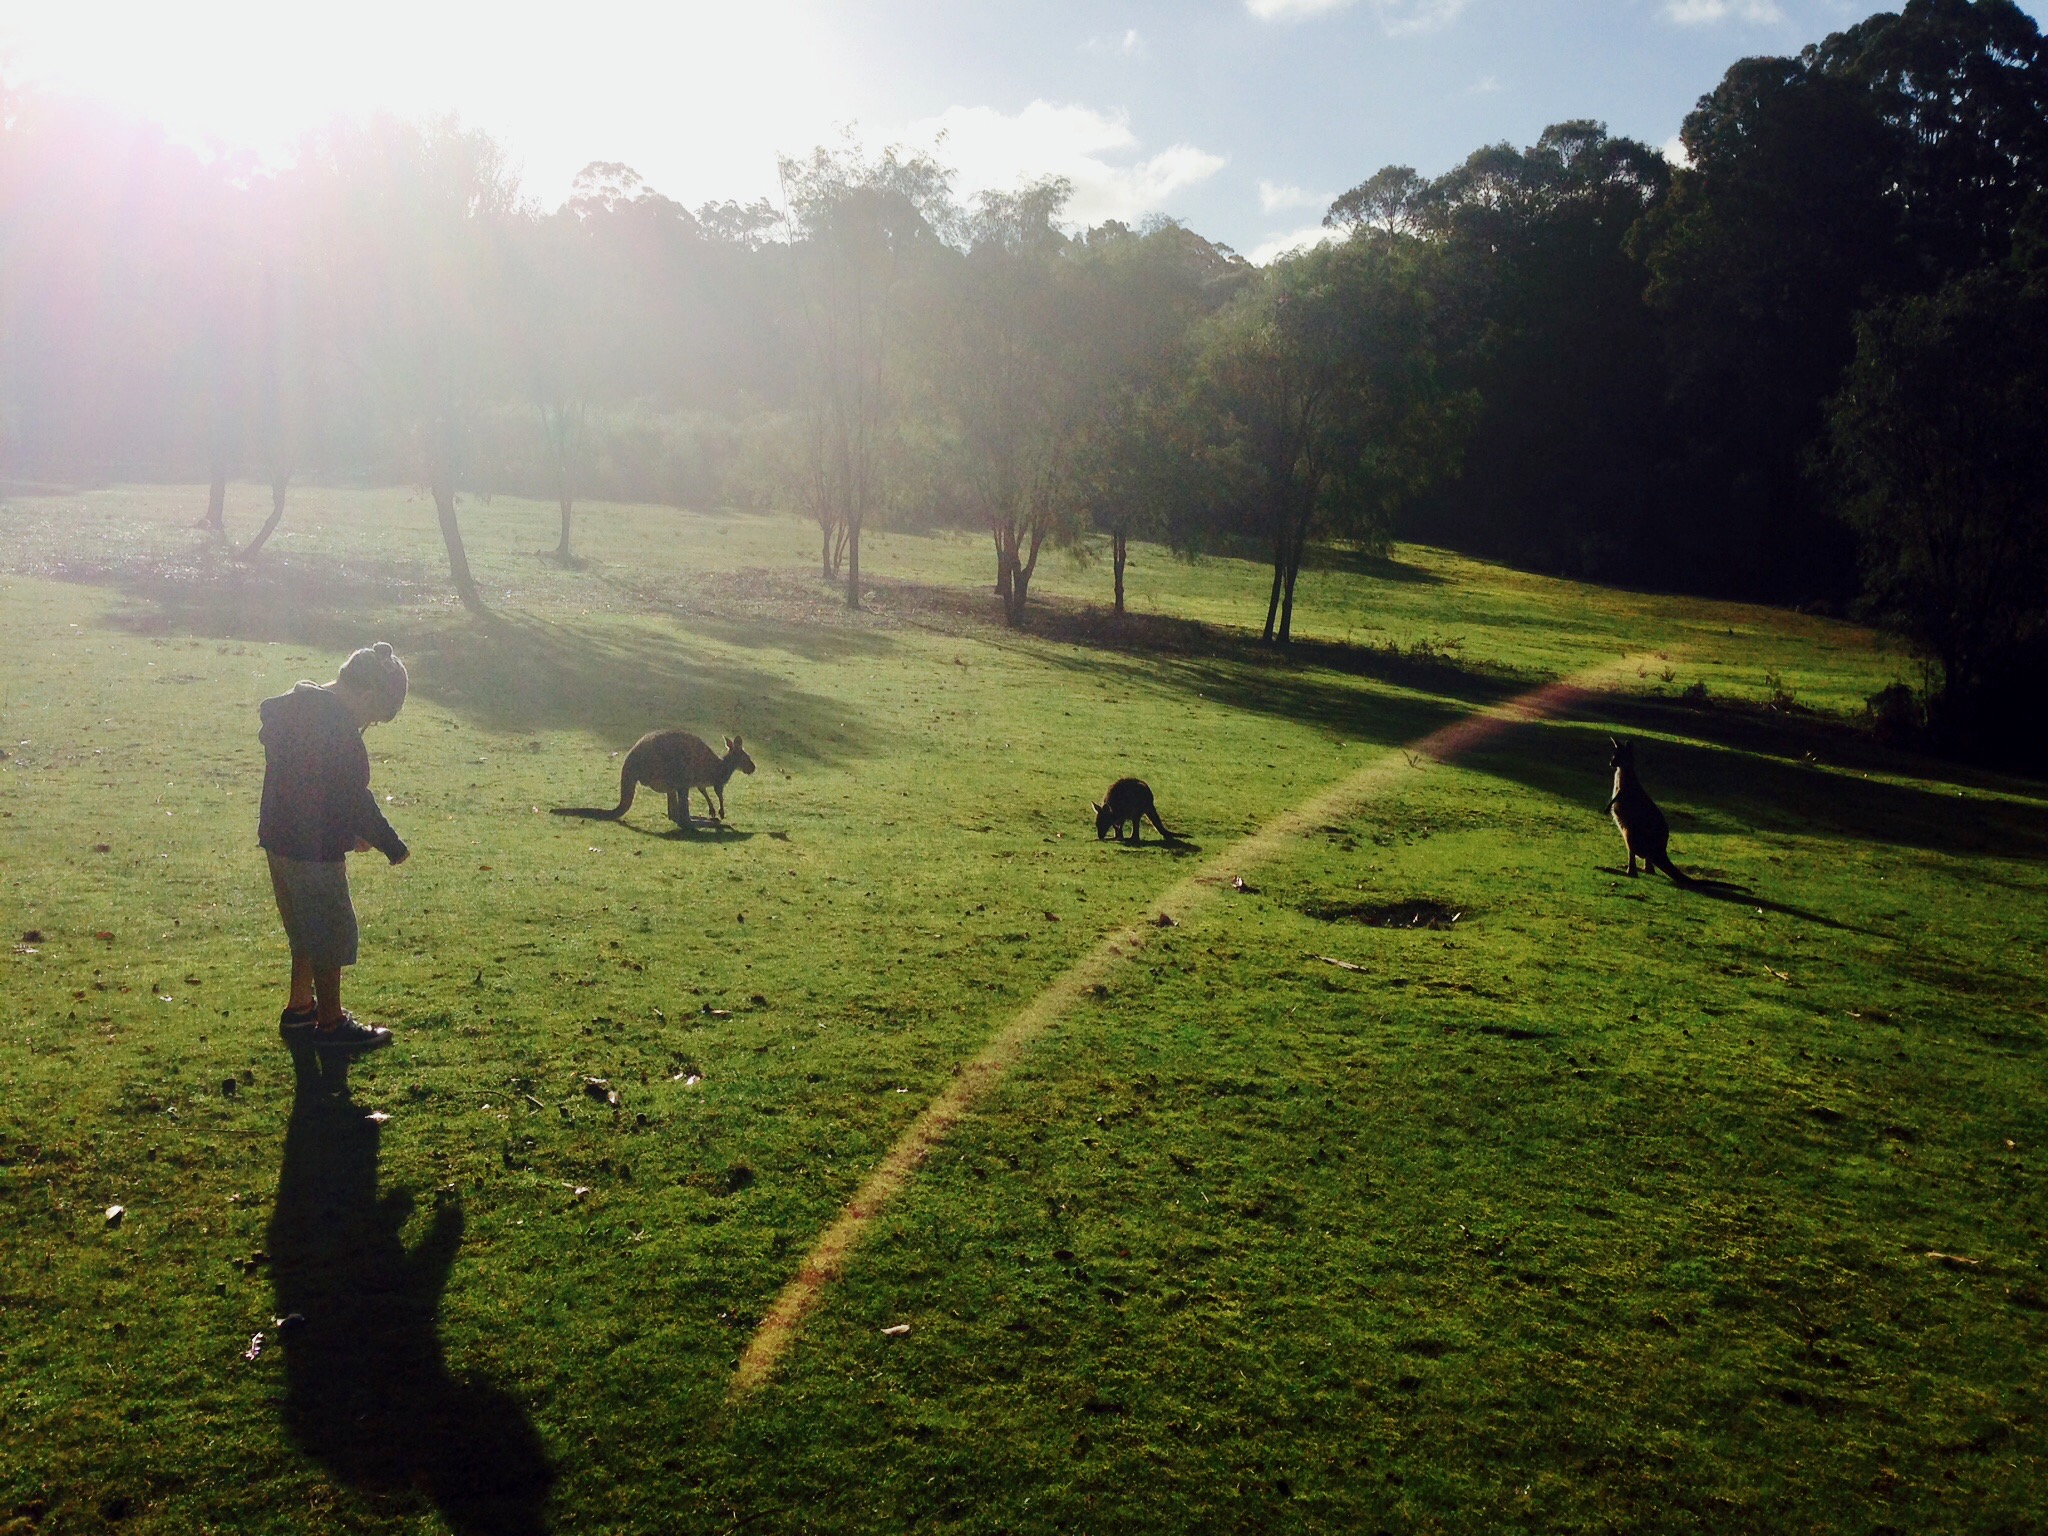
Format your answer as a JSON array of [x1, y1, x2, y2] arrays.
[[302, 115, 522, 612], [1825, 239, 2048, 738], [1065, 219, 1250, 614], [1188, 237, 1446, 644], [778, 141, 952, 607], [933, 178, 1098, 625], [1346, 123, 1669, 583]]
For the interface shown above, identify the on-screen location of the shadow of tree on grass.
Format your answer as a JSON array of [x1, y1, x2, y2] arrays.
[[81, 556, 874, 768], [269, 1051, 554, 1535]]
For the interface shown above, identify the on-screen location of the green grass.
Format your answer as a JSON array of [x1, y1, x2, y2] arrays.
[[2, 486, 2044, 1534]]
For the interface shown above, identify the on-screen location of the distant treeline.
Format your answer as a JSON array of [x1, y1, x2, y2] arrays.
[[1, 0, 2044, 751]]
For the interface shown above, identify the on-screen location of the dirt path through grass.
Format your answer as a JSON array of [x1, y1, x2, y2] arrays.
[[732, 665, 1635, 1395]]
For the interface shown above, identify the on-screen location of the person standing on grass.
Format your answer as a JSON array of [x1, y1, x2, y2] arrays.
[[258, 642, 411, 1052]]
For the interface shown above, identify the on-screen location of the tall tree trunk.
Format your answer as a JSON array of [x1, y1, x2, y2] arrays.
[[554, 487, 574, 565], [1006, 525, 1045, 628], [428, 419, 484, 613], [241, 472, 290, 559], [820, 519, 835, 579], [201, 447, 228, 535], [1277, 505, 1315, 645], [993, 527, 1012, 603], [1263, 507, 1287, 642], [1112, 529, 1128, 616], [844, 518, 862, 610]]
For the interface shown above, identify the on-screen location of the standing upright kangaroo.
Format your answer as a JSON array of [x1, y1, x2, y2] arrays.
[[554, 731, 755, 826], [1607, 737, 1690, 883]]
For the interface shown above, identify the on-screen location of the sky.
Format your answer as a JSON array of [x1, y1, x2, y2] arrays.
[[4, 0, 2045, 261]]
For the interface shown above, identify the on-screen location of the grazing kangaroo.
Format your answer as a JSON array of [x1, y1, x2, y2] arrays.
[[554, 731, 755, 826], [1095, 778, 1175, 843], [1607, 738, 1690, 883]]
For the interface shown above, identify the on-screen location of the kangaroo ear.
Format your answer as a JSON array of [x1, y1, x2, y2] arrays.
[[1608, 736, 1621, 750], [1092, 803, 1103, 814]]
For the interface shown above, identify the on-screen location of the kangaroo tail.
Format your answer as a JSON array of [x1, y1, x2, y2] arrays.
[[1653, 852, 1693, 885], [1147, 808, 1176, 841], [551, 762, 635, 820]]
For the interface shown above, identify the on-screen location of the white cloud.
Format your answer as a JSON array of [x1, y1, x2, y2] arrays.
[[1246, 0, 1471, 34], [1661, 133, 1691, 167], [1258, 179, 1327, 213], [1248, 222, 1340, 265], [1663, 0, 1783, 23], [1082, 28, 1144, 56], [1469, 74, 1500, 95], [909, 101, 1226, 226], [1247, 0, 1349, 16]]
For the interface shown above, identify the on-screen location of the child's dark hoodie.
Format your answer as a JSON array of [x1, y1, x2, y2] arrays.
[[258, 683, 408, 864]]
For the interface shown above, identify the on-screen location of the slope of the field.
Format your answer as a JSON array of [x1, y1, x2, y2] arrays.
[[2, 487, 2044, 1535]]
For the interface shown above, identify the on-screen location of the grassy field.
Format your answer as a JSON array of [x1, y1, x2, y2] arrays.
[[2, 485, 2045, 1535]]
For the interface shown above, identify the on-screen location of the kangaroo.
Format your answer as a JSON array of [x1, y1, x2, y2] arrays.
[[1607, 738, 1690, 883], [554, 731, 755, 826], [1095, 778, 1175, 843]]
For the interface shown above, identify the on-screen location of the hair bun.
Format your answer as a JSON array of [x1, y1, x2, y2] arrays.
[[373, 641, 394, 658]]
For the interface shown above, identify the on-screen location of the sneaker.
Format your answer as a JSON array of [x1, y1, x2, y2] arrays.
[[279, 1005, 318, 1038], [310, 1013, 393, 1052]]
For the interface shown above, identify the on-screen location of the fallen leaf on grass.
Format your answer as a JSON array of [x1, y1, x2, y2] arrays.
[[1153, 913, 1176, 928], [1314, 955, 1368, 974], [703, 1006, 732, 1019], [243, 1332, 264, 1361], [1232, 876, 1257, 893], [364, 1111, 390, 1125], [569, 1186, 591, 1202], [95, 931, 114, 941], [105, 1205, 125, 1227], [1763, 966, 1791, 982], [881, 1323, 911, 1338], [1925, 1251, 1983, 1268], [582, 1077, 611, 1101]]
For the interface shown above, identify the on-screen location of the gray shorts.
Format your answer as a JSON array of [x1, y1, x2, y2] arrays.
[[267, 852, 359, 969]]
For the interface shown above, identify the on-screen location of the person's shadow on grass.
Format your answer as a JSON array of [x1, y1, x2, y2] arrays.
[[269, 1049, 554, 1536]]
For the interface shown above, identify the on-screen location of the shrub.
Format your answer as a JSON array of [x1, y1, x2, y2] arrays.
[[1864, 682, 1923, 746]]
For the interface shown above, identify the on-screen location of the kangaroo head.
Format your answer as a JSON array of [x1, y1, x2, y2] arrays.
[[725, 736, 757, 775], [1094, 801, 1112, 839], [1608, 737, 1635, 771]]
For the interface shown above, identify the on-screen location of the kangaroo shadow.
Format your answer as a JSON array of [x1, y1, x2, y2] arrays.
[[637, 819, 757, 842], [1108, 837, 1205, 857], [269, 1050, 554, 1536], [1591, 867, 1871, 933]]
